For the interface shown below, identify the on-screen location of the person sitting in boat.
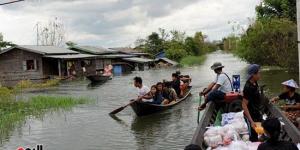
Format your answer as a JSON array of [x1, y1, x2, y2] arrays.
[[140, 85, 164, 104], [133, 77, 150, 101], [162, 81, 178, 105], [103, 64, 113, 76], [271, 79, 300, 129], [271, 79, 300, 106], [198, 62, 232, 111], [172, 73, 182, 97], [257, 118, 298, 150], [242, 64, 263, 142]]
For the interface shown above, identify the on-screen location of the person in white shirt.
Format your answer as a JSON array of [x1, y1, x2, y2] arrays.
[[198, 62, 233, 111], [133, 76, 150, 101]]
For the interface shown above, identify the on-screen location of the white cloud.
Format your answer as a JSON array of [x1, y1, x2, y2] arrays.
[[0, 0, 261, 47]]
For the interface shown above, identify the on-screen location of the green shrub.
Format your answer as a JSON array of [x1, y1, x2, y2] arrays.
[[235, 18, 298, 71], [179, 55, 207, 67]]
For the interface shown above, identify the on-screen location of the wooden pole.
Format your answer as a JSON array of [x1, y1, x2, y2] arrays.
[[297, 0, 300, 83], [58, 59, 62, 77]]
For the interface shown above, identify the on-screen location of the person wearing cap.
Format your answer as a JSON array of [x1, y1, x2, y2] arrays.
[[242, 64, 263, 142], [257, 118, 298, 150], [198, 62, 233, 110], [271, 79, 300, 106]]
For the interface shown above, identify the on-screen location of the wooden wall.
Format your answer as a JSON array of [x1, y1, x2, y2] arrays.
[[0, 49, 44, 87]]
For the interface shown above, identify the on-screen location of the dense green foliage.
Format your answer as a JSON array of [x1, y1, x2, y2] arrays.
[[226, 0, 298, 71], [235, 18, 298, 71], [256, 0, 296, 22], [179, 55, 207, 67], [135, 28, 218, 61]]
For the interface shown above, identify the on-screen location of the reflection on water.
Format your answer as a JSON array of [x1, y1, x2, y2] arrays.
[[0, 51, 298, 150]]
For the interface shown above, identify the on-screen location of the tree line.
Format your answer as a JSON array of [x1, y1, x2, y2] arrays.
[[223, 0, 298, 72], [134, 28, 219, 61]]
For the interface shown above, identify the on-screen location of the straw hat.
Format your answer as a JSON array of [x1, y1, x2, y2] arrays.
[[281, 79, 299, 89]]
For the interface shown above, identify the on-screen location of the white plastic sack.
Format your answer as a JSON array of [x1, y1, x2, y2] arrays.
[[204, 135, 223, 148], [221, 112, 236, 126], [227, 141, 248, 150]]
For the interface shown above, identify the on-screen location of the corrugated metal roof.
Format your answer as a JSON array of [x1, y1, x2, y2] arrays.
[[100, 54, 136, 58], [155, 57, 178, 66], [123, 57, 154, 63], [44, 54, 136, 59], [71, 46, 118, 55], [0, 45, 79, 55], [44, 54, 98, 59]]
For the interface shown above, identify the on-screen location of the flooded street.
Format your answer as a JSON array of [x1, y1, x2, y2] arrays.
[[0, 51, 297, 150]]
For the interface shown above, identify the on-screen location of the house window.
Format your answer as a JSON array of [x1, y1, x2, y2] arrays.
[[23, 60, 37, 71]]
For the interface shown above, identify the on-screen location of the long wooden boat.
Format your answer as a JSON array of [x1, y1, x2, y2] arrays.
[[130, 86, 192, 116], [86, 75, 111, 83], [190, 101, 300, 150]]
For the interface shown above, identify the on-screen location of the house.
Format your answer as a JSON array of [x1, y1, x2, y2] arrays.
[[69, 46, 137, 74], [155, 51, 166, 59], [155, 57, 178, 67], [0, 45, 155, 87], [70, 46, 154, 73], [122, 57, 155, 71], [0, 45, 90, 86]]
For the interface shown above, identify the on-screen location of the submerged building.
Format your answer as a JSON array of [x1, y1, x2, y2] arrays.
[[0, 45, 154, 87]]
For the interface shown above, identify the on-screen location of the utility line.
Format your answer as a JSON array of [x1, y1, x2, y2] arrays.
[[0, 0, 25, 6]]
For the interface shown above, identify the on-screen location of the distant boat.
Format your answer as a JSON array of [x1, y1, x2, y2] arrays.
[[86, 75, 112, 83]]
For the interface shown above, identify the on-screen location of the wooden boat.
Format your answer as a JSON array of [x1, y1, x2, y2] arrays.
[[190, 99, 300, 149], [130, 86, 192, 116], [86, 75, 111, 82]]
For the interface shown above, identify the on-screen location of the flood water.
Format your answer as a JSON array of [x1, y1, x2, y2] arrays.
[[0, 51, 298, 150]]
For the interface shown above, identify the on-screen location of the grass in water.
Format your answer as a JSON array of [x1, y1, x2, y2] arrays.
[[180, 55, 207, 67], [0, 88, 91, 143], [14, 79, 60, 91]]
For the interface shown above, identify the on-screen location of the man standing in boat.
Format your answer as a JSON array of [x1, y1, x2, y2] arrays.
[[242, 64, 262, 142], [198, 62, 233, 110]]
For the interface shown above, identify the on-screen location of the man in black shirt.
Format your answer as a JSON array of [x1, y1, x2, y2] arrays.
[[171, 73, 181, 97], [257, 118, 298, 150], [242, 64, 263, 142]]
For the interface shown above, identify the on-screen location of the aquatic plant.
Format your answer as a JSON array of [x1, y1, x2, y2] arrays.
[[14, 79, 60, 91], [0, 95, 92, 145]]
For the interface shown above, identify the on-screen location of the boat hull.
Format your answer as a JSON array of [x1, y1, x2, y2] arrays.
[[86, 75, 111, 82], [130, 86, 192, 116], [190, 102, 300, 149]]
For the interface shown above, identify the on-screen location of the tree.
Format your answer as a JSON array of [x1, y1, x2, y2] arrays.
[[37, 18, 66, 47], [184, 37, 199, 55], [0, 33, 14, 50], [236, 18, 298, 71], [143, 32, 164, 55], [165, 41, 187, 61], [256, 0, 296, 22]]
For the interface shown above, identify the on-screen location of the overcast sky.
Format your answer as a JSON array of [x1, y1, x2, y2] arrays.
[[0, 0, 261, 48]]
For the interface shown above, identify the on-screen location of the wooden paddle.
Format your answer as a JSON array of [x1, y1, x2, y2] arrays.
[[109, 99, 138, 115]]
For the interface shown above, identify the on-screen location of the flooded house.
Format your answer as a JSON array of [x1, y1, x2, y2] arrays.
[[155, 57, 178, 67], [70, 46, 154, 73], [0, 45, 82, 86]]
